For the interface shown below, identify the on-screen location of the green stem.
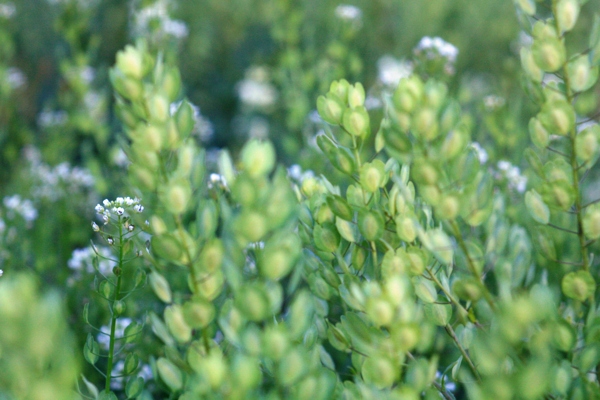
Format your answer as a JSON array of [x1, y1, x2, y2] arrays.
[[444, 324, 481, 381], [105, 217, 124, 392], [553, 0, 590, 273], [175, 216, 201, 294], [425, 266, 471, 324], [450, 221, 496, 311]]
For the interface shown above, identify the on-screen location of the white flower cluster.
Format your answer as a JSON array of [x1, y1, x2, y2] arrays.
[[377, 55, 413, 87], [496, 160, 527, 193], [3, 195, 38, 223], [95, 197, 144, 225], [470, 142, 489, 165], [24, 147, 95, 202], [37, 109, 68, 128], [0, 2, 15, 18], [208, 173, 228, 190], [6, 67, 26, 90], [414, 36, 459, 74], [0, 269, 3, 277], [237, 66, 277, 109], [335, 4, 362, 22], [132, 0, 188, 40], [287, 164, 315, 184], [68, 245, 113, 276]]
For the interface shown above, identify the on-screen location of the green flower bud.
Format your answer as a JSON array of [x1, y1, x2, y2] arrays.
[[525, 189, 550, 224], [156, 358, 183, 391], [576, 125, 600, 162], [532, 37, 566, 73], [556, 0, 580, 33], [116, 45, 144, 79], [360, 160, 386, 192], [358, 210, 384, 241], [149, 272, 172, 303], [147, 94, 170, 124], [164, 305, 192, 343], [347, 82, 366, 108], [562, 270, 596, 301], [241, 139, 276, 178], [520, 47, 544, 83], [317, 94, 345, 125], [584, 205, 600, 239], [342, 107, 370, 137]]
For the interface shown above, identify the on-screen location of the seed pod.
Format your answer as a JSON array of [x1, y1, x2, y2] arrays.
[[561, 270, 596, 301], [567, 54, 595, 92], [406, 247, 427, 276], [241, 139, 276, 178], [164, 305, 192, 343], [142, 124, 164, 152], [234, 211, 268, 243], [525, 189, 550, 224], [84, 334, 100, 365], [539, 100, 575, 136], [277, 348, 307, 386], [182, 298, 215, 329], [313, 223, 341, 252], [125, 377, 144, 398], [151, 234, 182, 261], [124, 321, 142, 344], [347, 82, 366, 108], [149, 272, 172, 303], [156, 358, 183, 391], [520, 47, 544, 83], [552, 320, 575, 352], [556, 0, 580, 33], [327, 195, 354, 221], [194, 270, 224, 301], [361, 357, 396, 389], [98, 280, 114, 299], [365, 297, 394, 327], [110, 70, 144, 101], [436, 195, 459, 220], [452, 277, 483, 301], [381, 249, 409, 278], [147, 94, 170, 123], [262, 325, 290, 360], [336, 217, 358, 243], [162, 180, 191, 215], [330, 79, 350, 100], [427, 229, 453, 265], [124, 353, 140, 375], [424, 302, 452, 326], [583, 205, 600, 239], [413, 108, 439, 141], [203, 352, 227, 388], [532, 37, 566, 73], [113, 300, 126, 316], [529, 117, 550, 149], [412, 277, 437, 304], [342, 107, 370, 138], [116, 45, 144, 79], [358, 210, 384, 241], [232, 355, 262, 389], [260, 235, 301, 280], [576, 125, 600, 162], [236, 284, 270, 321], [359, 160, 386, 193], [317, 94, 345, 125], [515, 0, 535, 15]]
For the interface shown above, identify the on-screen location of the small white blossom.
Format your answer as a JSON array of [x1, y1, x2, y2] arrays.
[[0, 3, 15, 18], [495, 160, 527, 193], [68, 246, 113, 275], [133, 204, 144, 213], [208, 173, 228, 189], [162, 19, 188, 38], [37, 110, 68, 128], [7, 67, 26, 89], [107, 237, 114, 245], [95, 204, 104, 214], [92, 222, 100, 231], [0, 269, 3, 277], [103, 199, 111, 207], [115, 207, 125, 216], [3, 195, 38, 223], [414, 36, 459, 75], [237, 66, 277, 108], [377, 56, 413, 87], [470, 142, 489, 164], [335, 4, 362, 22]]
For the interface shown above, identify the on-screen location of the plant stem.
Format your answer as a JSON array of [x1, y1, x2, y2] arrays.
[[425, 266, 472, 324], [444, 324, 481, 381], [105, 217, 124, 392]]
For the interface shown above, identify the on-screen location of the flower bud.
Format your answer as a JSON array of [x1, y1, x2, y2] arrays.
[[342, 107, 370, 137], [525, 189, 550, 224], [156, 358, 183, 391], [113, 300, 126, 316], [241, 139, 276, 178], [116, 45, 144, 79], [149, 272, 172, 303], [317, 94, 344, 125], [561, 270, 596, 301], [347, 82, 366, 108], [556, 0, 580, 33]]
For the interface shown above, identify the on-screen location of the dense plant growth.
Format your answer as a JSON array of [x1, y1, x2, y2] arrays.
[[2, 0, 600, 399]]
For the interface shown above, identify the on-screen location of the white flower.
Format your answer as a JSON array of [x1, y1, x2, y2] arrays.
[[92, 222, 100, 231], [470, 142, 488, 164], [377, 56, 413, 87], [37, 110, 68, 128], [68, 246, 113, 275], [103, 199, 111, 207], [7, 67, 26, 89], [0, 269, 3, 277], [162, 19, 188, 38], [414, 36, 459, 74], [0, 3, 15, 18], [95, 204, 104, 213], [237, 79, 277, 108], [133, 204, 144, 213], [3, 195, 38, 223], [495, 160, 527, 193], [115, 207, 125, 216], [335, 4, 362, 22]]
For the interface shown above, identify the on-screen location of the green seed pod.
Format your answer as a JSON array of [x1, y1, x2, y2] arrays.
[[424, 302, 452, 326], [125, 377, 144, 399], [436, 195, 459, 220], [359, 160, 386, 193], [113, 300, 126, 316], [562, 270, 596, 301], [413, 108, 439, 141], [545, 180, 575, 210], [174, 100, 195, 139], [194, 270, 224, 301], [124, 321, 142, 344], [532, 37, 566, 73], [152, 233, 183, 261], [317, 93, 345, 125], [336, 217, 358, 243], [278, 347, 307, 386], [396, 215, 417, 243], [241, 139, 276, 178], [98, 280, 114, 299], [520, 47, 544, 83], [362, 357, 396, 389], [552, 319, 575, 352], [440, 126, 469, 160], [567, 54, 595, 92], [142, 124, 164, 153], [525, 189, 550, 224], [260, 235, 301, 280], [156, 358, 183, 391], [197, 239, 224, 273], [330, 79, 350, 100], [161, 67, 181, 102], [358, 210, 384, 241], [556, 0, 580, 33], [131, 146, 159, 170], [342, 107, 370, 138], [539, 100, 575, 136], [352, 245, 368, 271], [236, 284, 270, 321], [424, 80, 448, 109], [381, 249, 409, 278], [149, 272, 172, 303], [380, 120, 413, 158], [203, 352, 227, 389], [262, 325, 290, 360], [515, 0, 535, 15], [427, 229, 453, 265], [576, 124, 600, 162], [313, 223, 341, 252], [393, 75, 424, 113], [232, 355, 262, 389], [110, 70, 144, 101], [583, 205, 600, 239], [316, 202, 335, 225], [411, 160, 438, 185], [452, 277, 483, 301], [406, 247, 427, 276], [147, 94, 170, 124], [164, 305, 192, 343], [412, 277, 437, 304], [177, 144, 196, 177], [528, 117, 550, 149], [182, 298, 215, 329], [84, 334, 100, 365], [124, 353, 140, 375], [365, 297, 394, 327], [552, 361, 572, 395], [162, 180, 191, 215], [129, 164, 156, 191], [326, 195, 354, 221], [347, 82, 366, 108], [116, 45, 144, 79], [234, 211, 268, 243]]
